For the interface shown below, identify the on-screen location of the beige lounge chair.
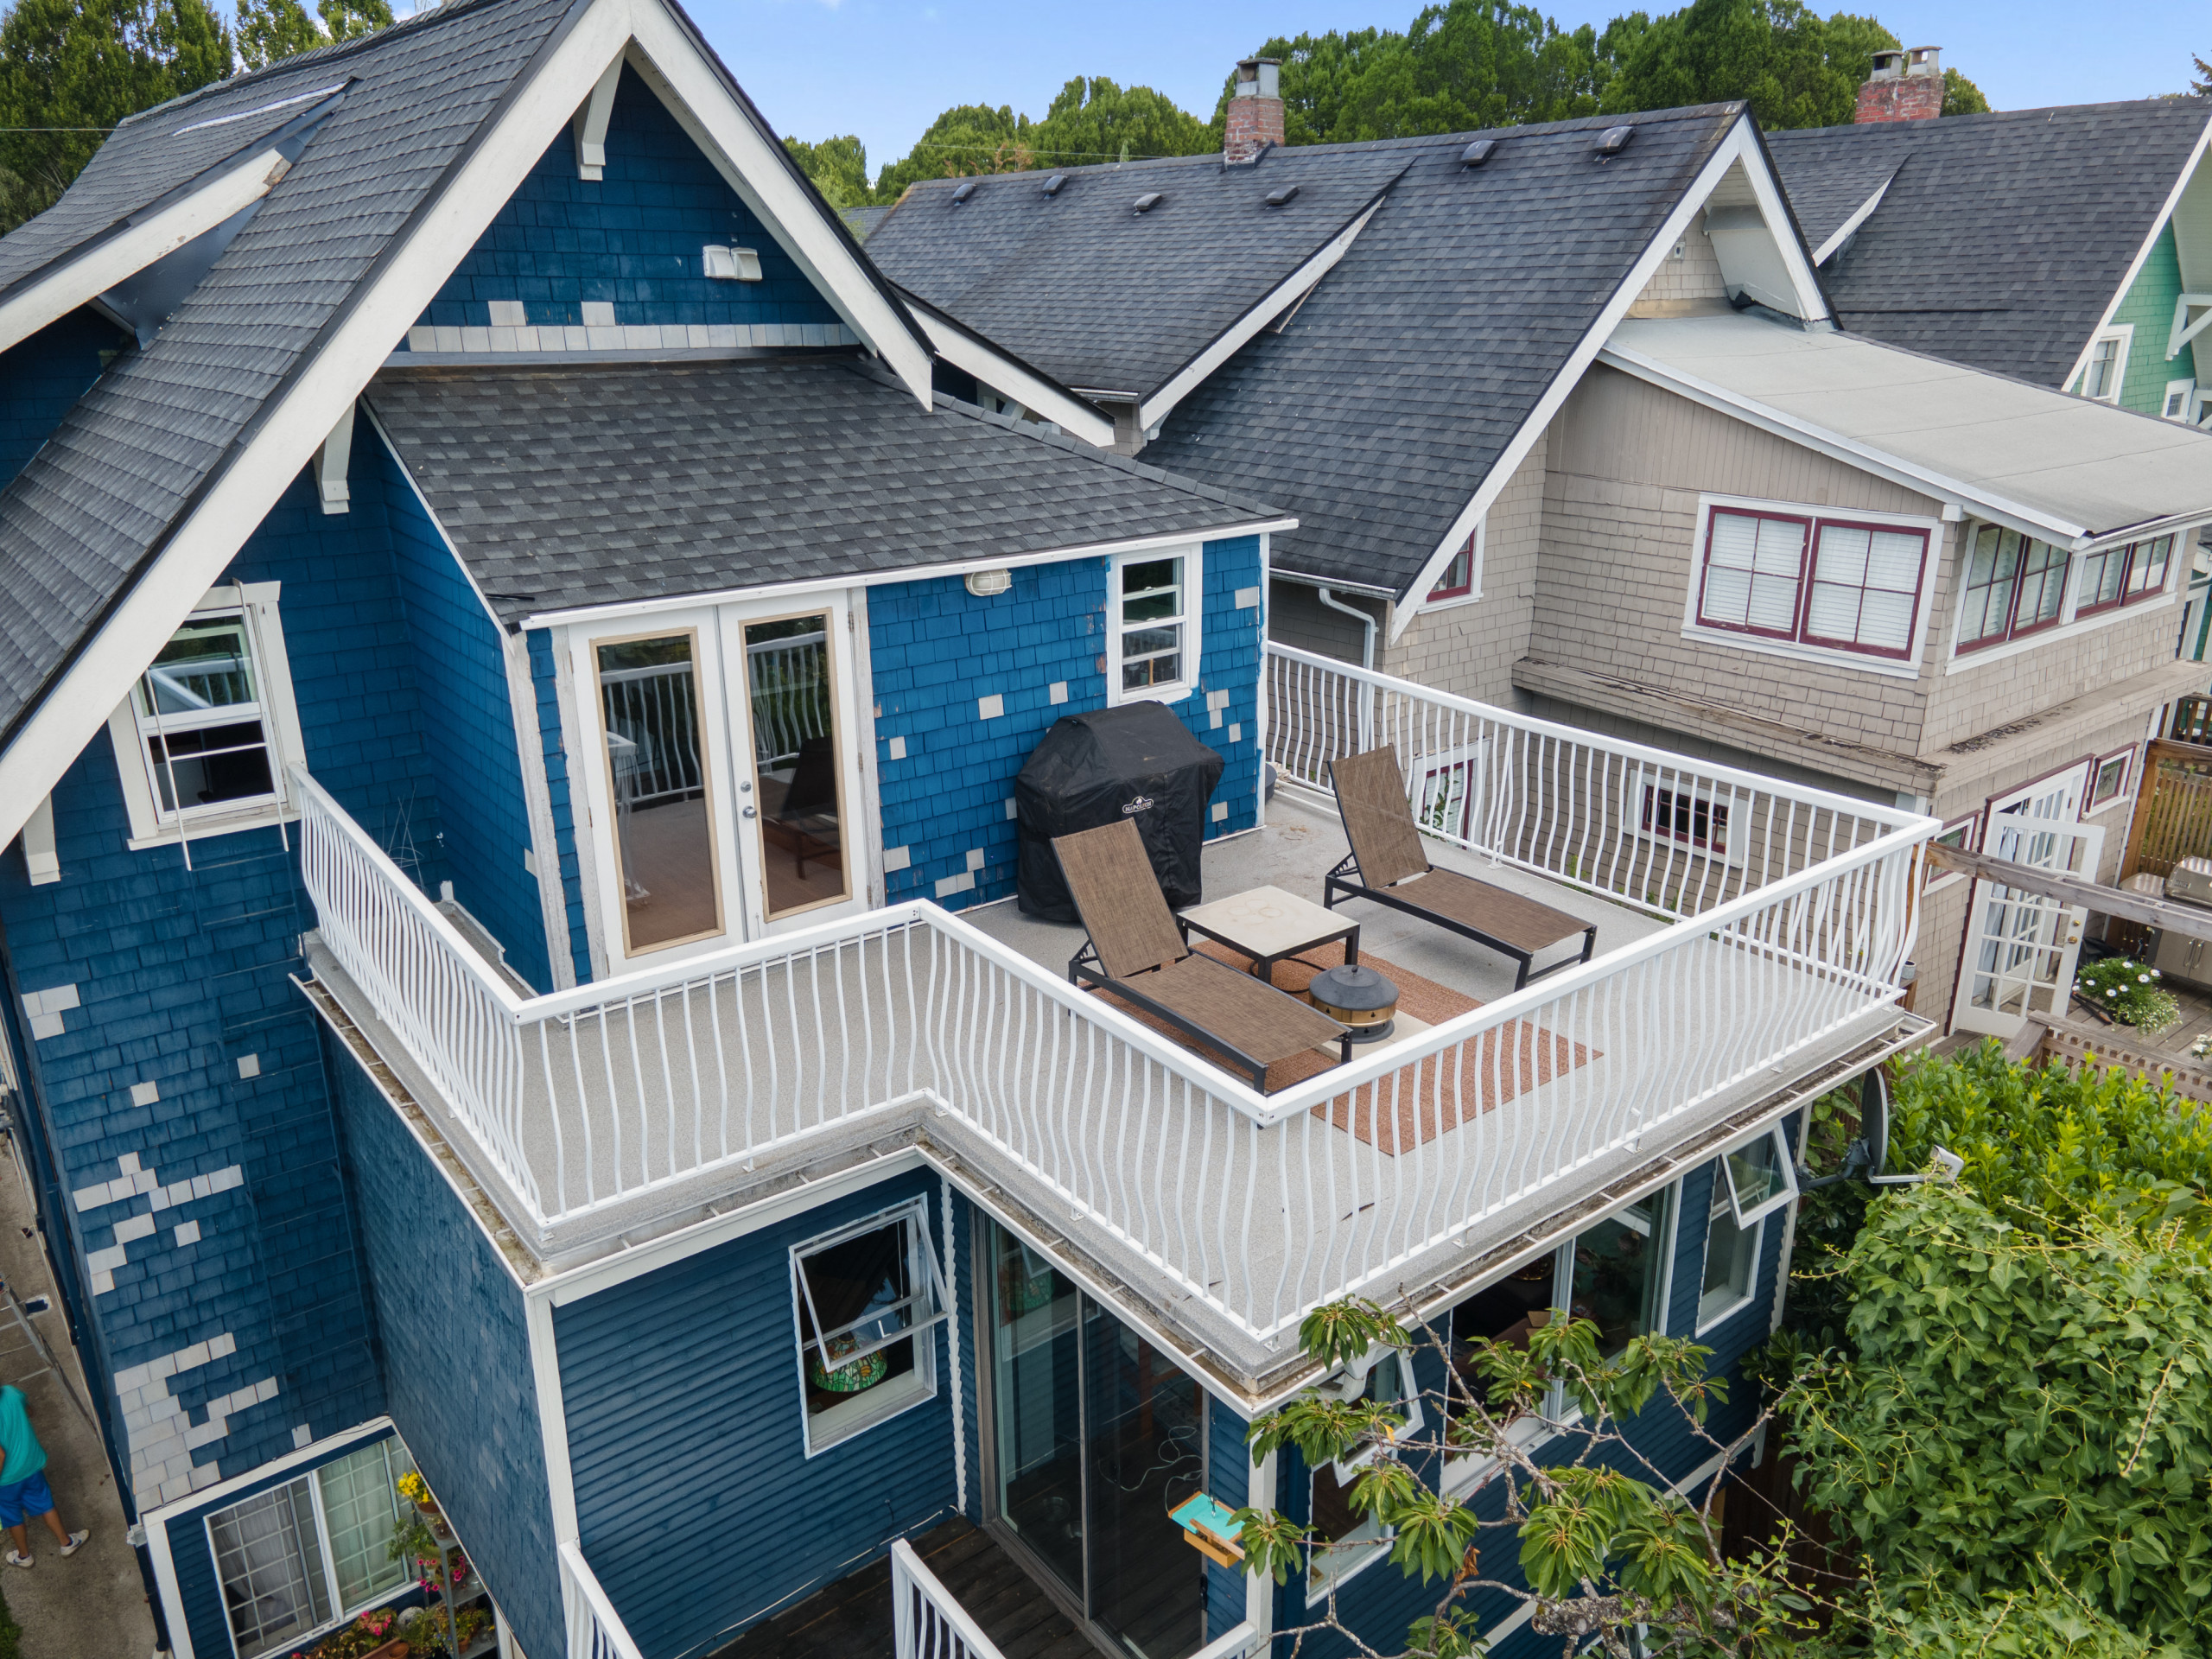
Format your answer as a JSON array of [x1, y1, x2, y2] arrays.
[[1054, 819, 1351, 1090], [1326, 748, 1596, 990]]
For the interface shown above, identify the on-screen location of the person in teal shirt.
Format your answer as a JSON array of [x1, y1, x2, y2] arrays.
[[0, 1385, 86, 1567]]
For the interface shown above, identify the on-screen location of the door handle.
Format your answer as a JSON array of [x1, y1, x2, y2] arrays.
[[741, 806, 758, 820]]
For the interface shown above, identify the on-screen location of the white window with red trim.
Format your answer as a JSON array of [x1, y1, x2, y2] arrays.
[[1681, 496, 1937, 676], [1425, 518, 1483, 607], [1924, 810, 1977, 893], [2084, 747, 2136, 816], [1951, 524, 2178, 667]]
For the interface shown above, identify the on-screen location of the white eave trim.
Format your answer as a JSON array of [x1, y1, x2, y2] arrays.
[[1810, 171, 1894, 265], [0, 143, 291, 356], [1136, 194, 1390, 435], [516, 517, 1299, 630], [619, 16, 933, 405], [1595, 338, 2105, 549], [2059, 110, 2212, 394], [903, 302, 1116, 447], [1390, 114, 1821, 641]]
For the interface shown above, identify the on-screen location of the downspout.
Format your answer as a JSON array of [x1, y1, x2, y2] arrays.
[[1317, 588, 1377, 749]]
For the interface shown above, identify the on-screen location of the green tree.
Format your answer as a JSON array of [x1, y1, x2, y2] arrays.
[[1823, 1585, 2161, 1656], [1783, 1181, 2212, 1653], [236, 0, 318, 70], [1028, 75, 1211, 170], [0, 0, 232, 232], [1940, 67, 1991, 115], [868, 102, 1036, 203], [1599, 0, 1875, 130], [782, 133, 870, 209], [315, 0, 389, 45]]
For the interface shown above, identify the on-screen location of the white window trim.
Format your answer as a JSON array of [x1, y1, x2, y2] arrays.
[[201, 1433, 416, 1659], [1925, 810, 1978, 893], [2165, 378, 2199, 422], [1631, 776, 1746, 871], [790, 1198, 946, 1458], [1678, 493, 1942, 682], [2080, 324, 2133, 403], [1421, 516, 1485, 612], [1305, 1351, 1421, 1605], [107, 582, 307, 850], [1694, 1167, 1767, 1337], [1718, 1124, 1799, 1227], [1944, 524, 2183, 674], [1105, 543, 1203, 707], [2084, 746, 2137, 817]]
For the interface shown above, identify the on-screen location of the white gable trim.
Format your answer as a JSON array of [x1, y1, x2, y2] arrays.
[[620, 11, 932, 404], [1390, 116, 1820, 641], [902, 298, 1117, 447], [0, 1, 639, 852], [0, 143, 293, 357], [1810, 170, 1895, 265], [1138, 194, 1389, 434], [2058, 111, 2212, 394]]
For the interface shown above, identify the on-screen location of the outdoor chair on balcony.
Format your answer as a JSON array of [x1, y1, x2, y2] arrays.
[[1325, 747, 1597, 991], [1055, 818, 1352, 1091], [766, 735, 841, 877]]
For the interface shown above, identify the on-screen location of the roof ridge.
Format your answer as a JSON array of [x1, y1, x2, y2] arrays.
[[1769, 98, 2212, 142]]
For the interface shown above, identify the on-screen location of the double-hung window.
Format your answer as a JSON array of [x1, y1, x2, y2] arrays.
[[1109, 547, 1202, 703], [2081, 329, 2128, 403], [1693, 504, 1929, 663], [2075, 533, 2176, 620], [791, 1200, 948, 1454], [109, 584, 304, 847], [207, 1438, 414, 1658], [1957, 525, 2077, 649]]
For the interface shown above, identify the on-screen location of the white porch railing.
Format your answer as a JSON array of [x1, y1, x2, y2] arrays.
[[295, 652, 1933, 1346], [560, 1540, 647, 1659], [891, 1537, 1008, 1659]]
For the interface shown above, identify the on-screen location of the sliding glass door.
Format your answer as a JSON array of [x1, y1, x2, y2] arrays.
[[982, 1220, 1207, 1659]]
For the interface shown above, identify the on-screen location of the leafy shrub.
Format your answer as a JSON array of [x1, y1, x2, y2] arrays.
[[2075, 956, 2182, 1032], [1819, 1585, 2165, 1656]]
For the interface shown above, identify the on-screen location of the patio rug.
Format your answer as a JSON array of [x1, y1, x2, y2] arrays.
[[1087, 939, 1597, 1154]]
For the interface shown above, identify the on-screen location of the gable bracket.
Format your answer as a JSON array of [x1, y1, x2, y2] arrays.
[[571, 58, 621, 181], [2170, 293, 2212, 361], [313, 404, 355, 514]]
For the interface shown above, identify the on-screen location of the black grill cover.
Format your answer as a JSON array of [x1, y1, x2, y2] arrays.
[[1015, 702, 1225, 921]]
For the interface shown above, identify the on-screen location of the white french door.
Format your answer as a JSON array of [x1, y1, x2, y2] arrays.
[[1950, 761, 2103, 1037]]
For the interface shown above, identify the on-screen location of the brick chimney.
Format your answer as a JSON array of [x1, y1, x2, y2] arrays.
[[1224, 58, 1284, 165], [1855, 46, 1944, 124]]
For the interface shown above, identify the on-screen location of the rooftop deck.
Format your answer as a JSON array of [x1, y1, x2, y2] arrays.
[[301, 645, 1936, 1385]]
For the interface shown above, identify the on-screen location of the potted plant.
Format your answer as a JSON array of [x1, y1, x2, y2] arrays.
[[396, 1471, 450, 1539], [290, 1605, 410, 1659]]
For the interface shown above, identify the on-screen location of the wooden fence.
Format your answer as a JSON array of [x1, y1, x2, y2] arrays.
[[2120, 739, 2212, 882]]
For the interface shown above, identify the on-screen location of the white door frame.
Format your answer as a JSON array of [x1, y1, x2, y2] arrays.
[[1950, 760, 2102, 1037]]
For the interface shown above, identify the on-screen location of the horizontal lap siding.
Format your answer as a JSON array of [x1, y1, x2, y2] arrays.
[[327, 1041, 561, 1659], [1205, 1395, 1252, 1639], [553, 1171, 960, 1657], [869, 534, 1264, 912]]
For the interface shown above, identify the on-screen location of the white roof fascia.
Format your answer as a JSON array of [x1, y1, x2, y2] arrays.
[[0, 0, 640, 853], [0, 143, 293, 356], [518, 516, 1300, 631], [1597, 339, 2094, 547], [1810, 171, 1895, 265], [1391, 115, 1782, 641], [620, 16, 933, 406], [902, 302, 1116, 447], [2057, 111, 2212, 392], [1137, 195, 1387, 435]]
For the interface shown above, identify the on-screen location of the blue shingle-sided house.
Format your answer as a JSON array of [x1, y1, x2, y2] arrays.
[[0, 14, 1948, 1659]]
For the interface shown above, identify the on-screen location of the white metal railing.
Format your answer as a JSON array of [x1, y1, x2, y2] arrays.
[[891, 1537, 1008, 1659], [560, 1540, 647, 1659], [747, 627, 831, 768], [599, 659, 703, 804], [295, 645, 1934, 1342]]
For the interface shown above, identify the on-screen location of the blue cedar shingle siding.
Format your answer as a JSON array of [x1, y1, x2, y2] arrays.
[[525, 627, 594, 987], [0, 309, 117, 492], [868, 534, 1264, 910], [327, 1036, 563, 1659], [416, 65, 840, 337], [377, 433, 555, 991], [554, 1169, 961, 1657]]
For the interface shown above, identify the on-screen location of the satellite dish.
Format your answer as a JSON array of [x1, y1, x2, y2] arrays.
[[1859, 1065, 1890, 1179]]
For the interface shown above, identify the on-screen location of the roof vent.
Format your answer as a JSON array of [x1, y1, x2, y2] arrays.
[[1133, 193, 1163, 213], [950, 180, 978, 204], [1594, 125, 1634, 156], [1460, 138, 1495, 168], [1264, 184, 1300, 207], [1042, 174, 1067, 196]]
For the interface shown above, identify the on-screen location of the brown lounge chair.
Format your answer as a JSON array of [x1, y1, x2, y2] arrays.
[[1055, 818, 1352, 1090], [1325, 748, 1597, 991]]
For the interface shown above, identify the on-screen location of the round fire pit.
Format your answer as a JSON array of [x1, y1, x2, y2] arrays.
[[1306, 963, 1401, 1043]]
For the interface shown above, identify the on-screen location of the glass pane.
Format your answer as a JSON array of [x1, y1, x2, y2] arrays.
[[988, 1222, 1084, 1601], [1085, 1301, 1205, 1657], [798, 1221, 919, 1411], [316, 1443, 407, 1611], [1450, 1253, 1561, 1410], [1724, 1132, 1789, 1217], [211, 1478, 333, 1658], [149, 721, 275, 812], [141, 616, 257, 716], [1122, 557, 1181, 597], [746, 616, 847, 918], [599, 633, 721, 952], [1699, 1185, 1758, 1325], [1122, 591, 1179, 624], [1569, 1189, 1670, 1357]]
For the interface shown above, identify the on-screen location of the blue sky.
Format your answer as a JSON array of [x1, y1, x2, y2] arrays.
[[684, 0, 2208, 170]]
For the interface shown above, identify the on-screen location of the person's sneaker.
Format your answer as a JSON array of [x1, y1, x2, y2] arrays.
[[4, 1550, 29, 1568], [58, 1530, 86, 1557]]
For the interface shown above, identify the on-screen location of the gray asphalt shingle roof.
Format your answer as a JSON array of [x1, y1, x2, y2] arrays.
[[867, 146, 1414, 397], [1767, 102, 2212, 386], [367, 357, 1283, 621], [0, 0, 579, 749], [1135, 107, 1743, 597]]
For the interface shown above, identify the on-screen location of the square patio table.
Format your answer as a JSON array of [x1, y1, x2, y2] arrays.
[[1179, 885, 1360, 985]]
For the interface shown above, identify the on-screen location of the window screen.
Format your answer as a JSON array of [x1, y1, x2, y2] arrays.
[[210, 1478, 333, 1658], [1802, 523, 1925, 654], [1698, 511, 1808, 637]]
